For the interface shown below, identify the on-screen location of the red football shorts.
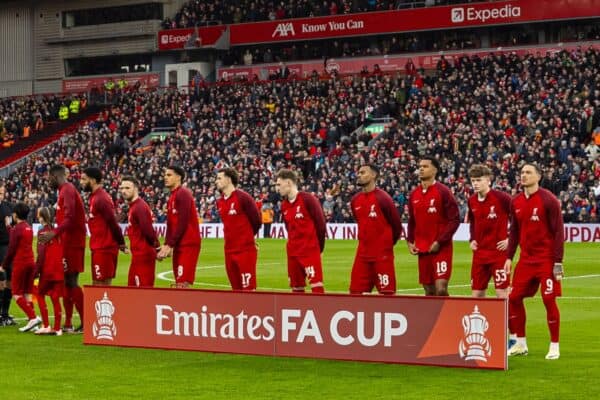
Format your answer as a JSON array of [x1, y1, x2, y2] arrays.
[[12, 264, 35, 296], [63, 246, 85, 273], [225, 249, 257, 290], [128, 254, 157, 287], [173, 245, 200, 285], [38, 279, 65, 297], [349, 251, 396, 294], [418, 244, 453, 285], [287, 253, 323, 290], [471, 253, 510, 290], [510, 260, 562, 300], [91, 249, 118, 281]]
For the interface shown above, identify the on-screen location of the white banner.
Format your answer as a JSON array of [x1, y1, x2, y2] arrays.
[[31, 223, 600, 242]]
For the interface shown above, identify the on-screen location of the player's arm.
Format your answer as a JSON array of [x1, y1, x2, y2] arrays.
[[35, 233, 47, 277], [165, 190, 191, 248], [375, 190, 403, 245], [97, 196, 126, 248], [437, 186, 460, 246], [53, 188, 76, 236], [505, 198, 520, 273], [406, 192, 418, 254], [239, 191, 261, 236], [467, 198, 477, 251], [542, 191, 565, 264], [495, 191, 513, 251], [303, 193, 326, 253], [134, 206, 160, 248]]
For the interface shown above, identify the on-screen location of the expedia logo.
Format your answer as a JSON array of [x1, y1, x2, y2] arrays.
[[451, 5, 521, 24]]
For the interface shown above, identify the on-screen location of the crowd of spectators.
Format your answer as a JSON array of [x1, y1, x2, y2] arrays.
[[2, 47, 600, 225], [0, 96, 60, 149], [162, 0, 494, 28]]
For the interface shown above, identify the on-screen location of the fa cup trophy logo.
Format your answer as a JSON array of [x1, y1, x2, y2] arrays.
[[459, 305, 492, 362], [93, 292, 117, 340]]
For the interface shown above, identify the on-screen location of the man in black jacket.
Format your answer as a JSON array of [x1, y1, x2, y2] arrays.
[[0, 186, 15, 326]]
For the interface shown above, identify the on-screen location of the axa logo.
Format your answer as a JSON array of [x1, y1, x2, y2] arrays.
[[451, 8, 465, 23], [451, 5, 521, 24], [272, 22, 296, 38]]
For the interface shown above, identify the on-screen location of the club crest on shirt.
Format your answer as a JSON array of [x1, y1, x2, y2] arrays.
[[487, 205, 497, 219], [427, 199, 437, 213], [228, 202, 237, 215], [368, 204, 378, 218], [295, 205, 304, 219], [530, 207, 540, 221]]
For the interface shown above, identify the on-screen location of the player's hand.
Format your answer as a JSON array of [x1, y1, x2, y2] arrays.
[[503, 259, 512, 275], [428, 241, 440, 254], [407, 242, 419, 255], [38, 230, 56, 244], [157, 245, 172, 260], [553, 263, 564, 281], [496, 238, 508, 251], [469, 240, 478, 251], [120, 245, 130, 254]]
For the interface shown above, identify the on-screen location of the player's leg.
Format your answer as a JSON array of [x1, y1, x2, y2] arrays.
[[13, 266, 40, 332], [287, 255, 306, 293], [491, 257, 510, 299], [50, 282, 64, 334], [64, 246, 84, 330], [300, 254, 324, 294], [540, 267, 561, 360], [349, 255, 375, 294], [173, 245, 200, 288], [36, 281, 50, 330], [433, 245, 452, 296], [236, 249, 257, 291], [373, 252, 396, 295], [418, 254, 436, 296], [508, 262, 538, 356], [0, 244, 11, 325], [225, 252, 243, 290], [471, 256, 490, 298]]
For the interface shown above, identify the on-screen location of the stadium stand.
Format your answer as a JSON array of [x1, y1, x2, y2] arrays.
[[1, 48, 599, 225]]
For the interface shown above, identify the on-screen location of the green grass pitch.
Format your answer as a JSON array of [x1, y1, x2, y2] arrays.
[[2, 240, 599, 399]]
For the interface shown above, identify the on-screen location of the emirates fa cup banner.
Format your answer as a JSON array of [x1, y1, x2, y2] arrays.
[[84, 287, 507, 369]]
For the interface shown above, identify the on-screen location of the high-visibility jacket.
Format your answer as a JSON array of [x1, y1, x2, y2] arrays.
[[69, 99, 80, 114], [59, 106, 69, 120]]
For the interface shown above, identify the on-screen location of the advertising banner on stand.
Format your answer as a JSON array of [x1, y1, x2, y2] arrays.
[[84, 286, 507, 369]]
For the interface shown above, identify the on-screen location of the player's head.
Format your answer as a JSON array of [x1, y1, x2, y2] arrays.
[[13, 202, 29, 222], [81, 167, 103, 192], [418, 155, 440, 182], [119, 175, 139, 203], [164, 165, 185, 190], [49, 164, 67, 190], [216, 168, 239, 192], [356, 164, 379, 188], [468, 164, 493, 195], [37, 206, 54, 226], [520, 163, 542, 189], [276, 169, 298, 198]]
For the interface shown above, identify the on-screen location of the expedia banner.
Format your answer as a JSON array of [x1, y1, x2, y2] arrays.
[[84, 287, 507, 369]]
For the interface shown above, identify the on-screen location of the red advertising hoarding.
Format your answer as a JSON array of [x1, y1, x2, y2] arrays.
[[157, 26, 226, 50], [216, 42, 600, 80], [229, 0, 599, 45], [62, 73, 160, 93], [84, 286, 507, 369]]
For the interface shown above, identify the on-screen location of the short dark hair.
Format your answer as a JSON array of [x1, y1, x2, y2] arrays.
[[421, 155, 440, 171], [121, 175, 139, 187], [83, 167, 103, 183], [49, 164, 66, 176], [276, 169, 298, 185], [167, 165, 186, 181], [468, 164, 492, 178], [521, 162, 542, 175], [13, 202, 29, 220], [38, 207, 54, 225], [219, 167, 239, 186], [361, 163, 380, 177]]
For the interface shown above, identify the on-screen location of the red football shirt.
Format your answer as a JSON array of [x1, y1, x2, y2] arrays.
[[507, 188, 564, 263], [3, 221, 34, 268], [281, 192, 326, 256], [88, 188, 125, 251], [467, 189, 511, 258], [351, 188, 403, 259], [128, 197, 159, 256], [217, 189, 261, 254], [166, 186, 201, 248], [407, 182, 460, 252], [54, 182, 86, 249], [36, 225, 64, 281]]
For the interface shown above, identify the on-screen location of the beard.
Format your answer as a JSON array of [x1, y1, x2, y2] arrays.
[[82, 183, 92, 192]]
